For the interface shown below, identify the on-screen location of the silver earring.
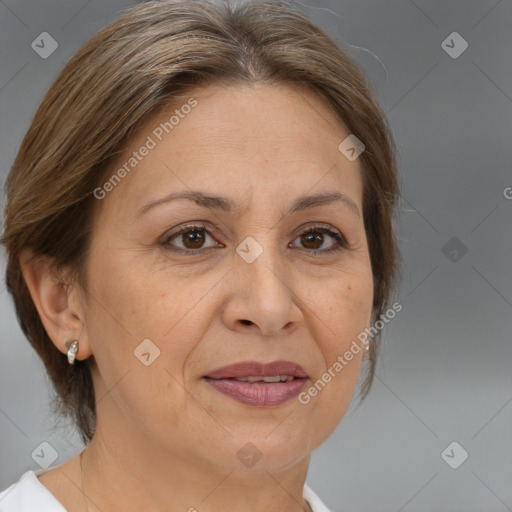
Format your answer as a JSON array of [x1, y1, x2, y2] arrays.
[[65, 339, 79, 365]]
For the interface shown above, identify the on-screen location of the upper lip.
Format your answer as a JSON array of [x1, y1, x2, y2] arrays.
[[205, 360, 308, 379]]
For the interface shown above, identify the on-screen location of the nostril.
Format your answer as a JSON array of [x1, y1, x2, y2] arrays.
[[240, 319, 253, 325]]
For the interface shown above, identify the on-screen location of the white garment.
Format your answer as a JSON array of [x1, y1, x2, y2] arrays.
[[0, 467, 332, 512]]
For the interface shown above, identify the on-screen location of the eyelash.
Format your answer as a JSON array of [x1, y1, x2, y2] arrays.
[[161, 222, 349, 255]]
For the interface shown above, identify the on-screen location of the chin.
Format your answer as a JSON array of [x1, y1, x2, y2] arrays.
[[211, 430, 314, 473]]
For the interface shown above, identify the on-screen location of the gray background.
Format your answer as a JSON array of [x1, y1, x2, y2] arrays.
[[1, 0, 511, 511]]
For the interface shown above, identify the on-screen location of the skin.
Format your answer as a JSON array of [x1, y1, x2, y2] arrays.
[[20, 82, 374, 512]]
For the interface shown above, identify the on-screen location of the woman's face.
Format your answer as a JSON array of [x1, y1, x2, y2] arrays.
[[81, 83, 374, 472]]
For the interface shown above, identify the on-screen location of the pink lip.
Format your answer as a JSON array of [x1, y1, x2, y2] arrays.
[[205, 360, 308, 379], [204, 360, 309, 407]]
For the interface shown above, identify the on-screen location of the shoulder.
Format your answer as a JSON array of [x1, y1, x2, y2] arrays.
[[0, 470, 67, 512], [303, 484, 333, 512], [0, 470, 331, 512]]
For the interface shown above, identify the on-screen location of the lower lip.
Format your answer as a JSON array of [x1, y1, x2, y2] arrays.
[[204, 377, 308, 406]]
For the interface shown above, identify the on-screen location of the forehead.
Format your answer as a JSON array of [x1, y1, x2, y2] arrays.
[[97, 82, 364, 219]]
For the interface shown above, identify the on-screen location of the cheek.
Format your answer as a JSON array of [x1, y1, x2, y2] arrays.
[[85, 267, 195, 433], [310, 266, 374, 350], [301, 267, 373, 428], [85, 255, 218, 391]]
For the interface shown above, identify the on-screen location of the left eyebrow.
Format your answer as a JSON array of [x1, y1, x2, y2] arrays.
[[289, 191, 361, 218], [136, 190, 361, 219]]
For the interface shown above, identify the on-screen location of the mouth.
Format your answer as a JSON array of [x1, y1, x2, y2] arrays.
[[203, 360, 309, 406], [228, 375, 298, 382]]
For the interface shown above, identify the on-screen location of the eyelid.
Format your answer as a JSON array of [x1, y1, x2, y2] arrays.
[[161, 221, 220, 249], [289, 223, 349, 252], [161, 221, 349, 254]]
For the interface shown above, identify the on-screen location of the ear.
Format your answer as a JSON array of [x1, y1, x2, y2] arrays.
[[19, 248, 93, 361]]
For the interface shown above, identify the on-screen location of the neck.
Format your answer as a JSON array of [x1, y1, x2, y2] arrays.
[[79, 421, 312, 512]]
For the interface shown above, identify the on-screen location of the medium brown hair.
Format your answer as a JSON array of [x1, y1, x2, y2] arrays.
[[1, 0, 402, 444]]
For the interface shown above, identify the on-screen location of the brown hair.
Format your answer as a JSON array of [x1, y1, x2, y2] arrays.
[[0, 0, 402, 444]]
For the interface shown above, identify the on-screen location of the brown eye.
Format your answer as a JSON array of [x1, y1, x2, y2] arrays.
[[162, 223, 220, 253], [290, 226, 347, 254], [162, 222, 347, 255], [300, 232, 324, 250], [179, 228, 207, 249]]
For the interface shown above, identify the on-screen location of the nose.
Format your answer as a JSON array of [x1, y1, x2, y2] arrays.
[[221, 241, 303, 337]]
